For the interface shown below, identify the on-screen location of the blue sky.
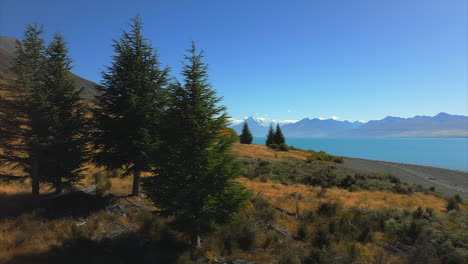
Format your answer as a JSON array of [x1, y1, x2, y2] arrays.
[[1, 0, 467, 122]]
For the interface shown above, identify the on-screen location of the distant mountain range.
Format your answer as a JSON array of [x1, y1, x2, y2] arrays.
[[0, 36, 98, 100], [231, 113, 468, 138]]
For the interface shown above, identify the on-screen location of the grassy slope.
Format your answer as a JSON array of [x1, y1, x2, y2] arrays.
[[0, 143, 466, 263]]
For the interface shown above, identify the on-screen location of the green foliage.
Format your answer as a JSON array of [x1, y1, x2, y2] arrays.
[[266, 125, 274, 146], [273, 123, 285, 145], [347, 243, 360, 262], [446, 196, 461, 211], [306, 151, 343, 164], [266, 124, 288, 151], [277, 250, 301, 264], [317, 202, 340, 217], [251, 195, 276, 222], [313, 227, 331, 249], [142, 42, 249, 244], [38, 33, 89, 193], [222, 127, 238, 143], [297, 222, 310, 241], [92, 15, 169, 196], [0, 24, 47, 203], [0, 25, 87, 200], [239, 122, 253, 144]]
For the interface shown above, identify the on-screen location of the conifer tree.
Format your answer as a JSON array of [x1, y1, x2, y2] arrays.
[[0, 24, 47, 207], [143, 42, 249, 247], [266, 124, 274, 146], [92, 15, 169, 196], [239, 122, 253, 144], [39, 33, 88, 193], [273, 123, 285, 145]]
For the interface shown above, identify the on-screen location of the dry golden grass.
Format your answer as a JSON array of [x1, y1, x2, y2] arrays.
[[239, 178, 447, 213], [0, 143, 458, 263], [232, 143, 309, 161]]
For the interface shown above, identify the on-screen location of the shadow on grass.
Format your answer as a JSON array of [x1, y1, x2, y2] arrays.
[[5, 230, 187, 264], [0, 191, 113, 220]]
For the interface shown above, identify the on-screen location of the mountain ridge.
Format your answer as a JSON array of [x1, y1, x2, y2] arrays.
[[231, 113, 468, 138], [0, 36, 99, 101]]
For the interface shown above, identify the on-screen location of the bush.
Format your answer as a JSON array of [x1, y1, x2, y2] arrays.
[[348, 243, 360, 262], [303, 210, 316, 223], [92, 171, 112, 196], [263, 229, 279, 249], [252, 196, 276, 222], [268, 143, 279, 150], [140, 213, 170, 242], [317, 202, 339, 217], [446, 197, 460, 211], [313, 228, 331, 248], [214, 222, 258, 254], [278, 250, 301, 264], [235, 224, 257, 251], [297, 223, 310, 241], [221, 127, 238, 143], [358, 225, 372, 243], [278, 143, 289, 152]]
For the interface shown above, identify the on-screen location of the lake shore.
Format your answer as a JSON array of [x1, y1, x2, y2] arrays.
[[338, 156, 468, 199]]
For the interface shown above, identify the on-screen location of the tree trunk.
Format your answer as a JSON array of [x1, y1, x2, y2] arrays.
[[31, 157, 40, 208], [132, 169, 141, 196], [191, 235, 202, 248]]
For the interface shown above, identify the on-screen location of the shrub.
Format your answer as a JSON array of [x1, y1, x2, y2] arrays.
[[267, 143, 277, 150], [348, 243, 360, 262], [235, 224, 257, 251], [357, 225, 372, 243], [278, 250, 301, 264], [303, 210, 316, 223], [313, 228, 331, 248], [263, 229, 279, 249], [446, 197, 460, 211], [140, 213, 170, 242], [221, 127, 238, 143], [454, 194, 463, 203], [413, 207, 424, 219], [317, 202, 339, 217], [297, 223, 310, 241], [252, 196, 276, 222], [92, 171, 112, 196], [333, 156, 344, 163], [278, 143, 289, 152]]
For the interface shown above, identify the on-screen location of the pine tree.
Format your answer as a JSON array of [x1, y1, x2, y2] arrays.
[[92, 15, 169, 196], [239, 122, 253, 144], [0, 24, 47, 207], [39, 33, 88, 193], [266, 124, 274, 146], [143, 42, 249, 247], [273, 123, 285, 145]]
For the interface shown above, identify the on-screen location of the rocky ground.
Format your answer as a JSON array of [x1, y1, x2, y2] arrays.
[[338, 157, 468, 199]]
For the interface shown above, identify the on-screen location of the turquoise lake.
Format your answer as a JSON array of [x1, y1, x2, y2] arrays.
[[252, 138, 468, 171]]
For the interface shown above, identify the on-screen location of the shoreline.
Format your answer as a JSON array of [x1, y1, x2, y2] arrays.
[[337, 156, 468, 199]]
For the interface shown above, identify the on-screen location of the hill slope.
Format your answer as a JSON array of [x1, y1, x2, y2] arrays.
[[0, 36, 99, 101]]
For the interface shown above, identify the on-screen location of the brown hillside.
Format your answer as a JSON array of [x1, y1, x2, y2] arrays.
[[232, 143, 309, 161]]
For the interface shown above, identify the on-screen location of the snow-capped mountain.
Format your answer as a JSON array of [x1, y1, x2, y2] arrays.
[[230, 113, 468, 138]]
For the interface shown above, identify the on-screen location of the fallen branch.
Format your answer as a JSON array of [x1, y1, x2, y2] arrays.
[[269, 222, 294, 239], [275, 207, 302, 219], [213, 258, 267, 264]]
